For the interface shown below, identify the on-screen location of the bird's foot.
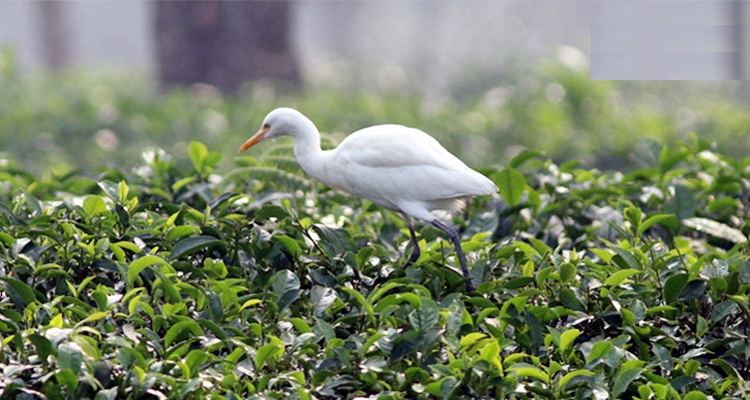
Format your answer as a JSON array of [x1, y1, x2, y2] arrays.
[[402, 246, 421, 269]]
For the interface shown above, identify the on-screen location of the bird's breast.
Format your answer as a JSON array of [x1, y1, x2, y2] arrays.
[[296, 150, 341, 189]]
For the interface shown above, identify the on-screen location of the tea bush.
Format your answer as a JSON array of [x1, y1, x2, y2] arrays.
[[0, 135, 748, 399], [3, 47, 750, 173]]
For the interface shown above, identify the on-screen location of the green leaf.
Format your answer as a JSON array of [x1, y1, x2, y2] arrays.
[[683, 217, 747, 243], [288, 370, 306, 385], [29, 334, 53, 360], [95, 388, 118, 400], [510, 150, 544, 168], [683, 391, 708, 400], [272, 270, 301, 295], [424, 377, 448, 397], [494, 168, 527, 206], [239, 299, 262, 311], [55, 369, 78, 391], [708, 197, 739, 213], [112, 240, 141, 253], [273, 235, 302, 258], [671, 375, 698, 392], [711, 300, 738, 323], [440, 376, 458, 399], [185, 350, 209, 378], [208, 191, 238, 209], [82, 195, 107, 217], [128, 255, 169, 287], [180, 378, 201, 396], [167, 225, 201, 241], [637, 214, 677, 236], [678, 279, 707, 302], [604, 268, 641, 287], [559, 263, 576, 283], [374, 293, 422, 312], [665, 185, 695, 220], [513, 241, 540, 259], [367, 281, 404, 303], [255, 343, 282, 370], [459, 333, 487, 348], [612, 368, 641, 398], [203, 258, 227, 279], [289, 317, 312, 333], [409, 298, 439, 331], [74, 311, 108, 328], [504, 276, 534, 289], [341, 287, 374, 321], [611, 247, 640, 269], [696, 315, 708, 336], [507, 366, 549, 383], [586, 341, 613, 363], [391, 330, 424, 361], [118, 180, 129, 203], [659, 144, 688, 172], [23, 190, 42, 216], [57, 342, 83, 374], [558, 370, 595, 390], [197, 318, 226, 340], [479, 341, 500, 364], [153, 270, 181, 303], [524, 311, 543, 349], [711, 358, 740, 379], [663, 273, 689, 304], [97, 180, 121, 203], [705, 259, 729, 279], [559, 288, 585, 312], [172, 176, 196, 192], [165, 320, 203, 347], [255, 204, 290, 221], [0, 232, 14, 248], [204, 152, 224, 169], [189, 141, 208, 172], [0, 277, 37, 308], [623, 205, 642, 230], [647, 305, 678, 315], [169, 235, 225, 261], [559, 328, 581, 354]]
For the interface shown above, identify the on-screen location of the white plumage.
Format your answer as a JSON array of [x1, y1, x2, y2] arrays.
[[239, 107, 497, 290]]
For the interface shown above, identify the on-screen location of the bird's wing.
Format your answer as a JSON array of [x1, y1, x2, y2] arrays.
[[324, 125, 497, 206], [333, 125, 477, 170]]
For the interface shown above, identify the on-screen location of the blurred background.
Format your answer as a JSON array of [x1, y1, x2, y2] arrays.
[[0, 1, 749, 174]]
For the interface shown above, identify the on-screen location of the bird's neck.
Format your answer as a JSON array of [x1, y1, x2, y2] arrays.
[[291, 119, 325, 176], [291, 118, 322, 156]]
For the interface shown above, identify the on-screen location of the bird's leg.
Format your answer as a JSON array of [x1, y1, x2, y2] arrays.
[[431, 220, 476, 291], [402, 215, 421, 269]]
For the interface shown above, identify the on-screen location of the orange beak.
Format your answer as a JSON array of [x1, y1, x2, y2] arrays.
[[238, 125, 269, 153]]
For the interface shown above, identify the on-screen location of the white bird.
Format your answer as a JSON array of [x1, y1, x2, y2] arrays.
[[239, 108, 497, 291]]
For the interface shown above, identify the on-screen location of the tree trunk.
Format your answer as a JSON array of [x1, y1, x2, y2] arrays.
[[154, 1, 299, 92], [38, 1, 68, 71]]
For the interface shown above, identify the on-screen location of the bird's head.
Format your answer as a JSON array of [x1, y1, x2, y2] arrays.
[[239, 107, 310, 153]]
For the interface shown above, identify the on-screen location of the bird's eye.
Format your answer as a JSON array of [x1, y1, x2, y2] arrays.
[[263, 123, 270, 130]]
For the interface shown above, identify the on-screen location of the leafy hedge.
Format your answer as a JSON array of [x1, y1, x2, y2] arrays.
[[4, 47, 750, 174], [0, 136, 748, 399]]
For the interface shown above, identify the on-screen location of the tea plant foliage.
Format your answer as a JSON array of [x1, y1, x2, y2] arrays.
[[0, 136, 748, 399], [3, 47, 750, 173]]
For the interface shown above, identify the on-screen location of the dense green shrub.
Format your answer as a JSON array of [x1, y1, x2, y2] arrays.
[[3, 47, 750, 174], [0, 136, 748, 399], [2, 44, 750, 399]]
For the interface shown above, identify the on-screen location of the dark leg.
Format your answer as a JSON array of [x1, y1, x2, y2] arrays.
[[432, 219, 476, 291], [403, 215, 421, 269]]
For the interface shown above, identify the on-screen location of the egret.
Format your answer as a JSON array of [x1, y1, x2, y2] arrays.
[[239, 108, 497, 291]]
